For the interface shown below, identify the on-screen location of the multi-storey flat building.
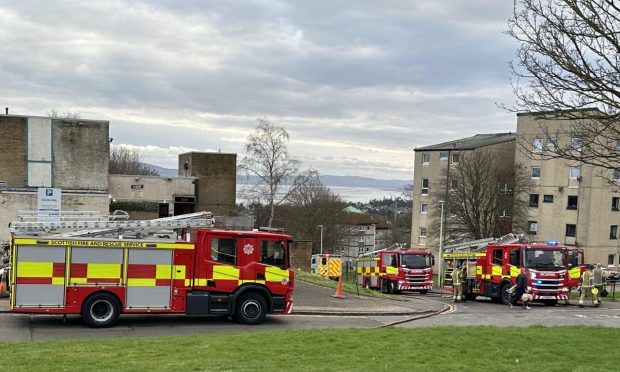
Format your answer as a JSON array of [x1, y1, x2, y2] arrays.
[[410, 133, 516, 252], [516, 110, 620, 267]]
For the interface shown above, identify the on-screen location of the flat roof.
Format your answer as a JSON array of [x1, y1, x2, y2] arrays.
[[0, 113, 108, 124], [415, 132, 515, 151]]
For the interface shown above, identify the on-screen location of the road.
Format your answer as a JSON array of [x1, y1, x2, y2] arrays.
[[1, 294, 620, 341]]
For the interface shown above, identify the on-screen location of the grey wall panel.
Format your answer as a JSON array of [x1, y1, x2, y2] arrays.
[[17, 246, 65, 262], [71, 247, 123, 263], [126, 286, 171, 308], [14, 284, 64, 307], [128, 249, 171, 265]]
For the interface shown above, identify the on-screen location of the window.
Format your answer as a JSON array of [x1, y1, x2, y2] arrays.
[[613, 197, 619, 211], [609, 254, 615, 267], [571, 137, 583, 150], [528, 221, 538, 235], [543, 194, 554, 203], [569, 166, 581, 179], [616, 139, 620, 150], [566, 224, 577, 237], [510, 249, 520, 267], [421, 178, 429, 195], [419, 227, 427, 238], [260, 240, 286, 267], [420, 203, 428, 214], [493, 249, 503, 265], [532, 138, 543, 152], [531, 166, 541, 179], [611, 225, 618, 240], [547, 138, 558, 149], [451, 153, 460, 164], [210, 238, 237, 265], [614, 168, 620, 181], [450, 179, 458, 191], [422, 152, 430, 165], [499, 209, 510, 218], [529, 194, 539, 208], [567, 195, 578, 210], [439, 151, 449, 160]]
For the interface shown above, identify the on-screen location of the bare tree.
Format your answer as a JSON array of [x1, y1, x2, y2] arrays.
[[429, 150, 531, 243], [238, 118, 310, 227], [109, 145, 159, 176], [278, 171, 347, 254], [48, 109, 81, 119], [506, 0, 620, 178]]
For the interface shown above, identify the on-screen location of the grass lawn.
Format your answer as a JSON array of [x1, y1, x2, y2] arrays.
[[294, 269, 406, 301], [2, 326, 618, 371]]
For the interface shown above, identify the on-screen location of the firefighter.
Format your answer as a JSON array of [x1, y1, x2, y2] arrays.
[[592, 263, 606, 304], [460, 263, 468, 302], [452, 264, 463, 303], [579, 264, 599, 307]]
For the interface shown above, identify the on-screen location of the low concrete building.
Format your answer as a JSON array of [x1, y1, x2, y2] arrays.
[[108, 175, 197, 219]]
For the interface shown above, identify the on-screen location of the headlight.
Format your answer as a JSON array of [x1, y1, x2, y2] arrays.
[[530, 272, 537, 279], [527, 286, 532, 292], [562, 287, 569, 292], [398, 280, 405, 284]]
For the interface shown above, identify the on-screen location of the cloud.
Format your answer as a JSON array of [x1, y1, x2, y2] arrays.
[[0, 1, 518, 180]]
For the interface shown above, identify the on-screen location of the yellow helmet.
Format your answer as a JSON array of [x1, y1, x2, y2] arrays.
[[591, 288, 599, 295]]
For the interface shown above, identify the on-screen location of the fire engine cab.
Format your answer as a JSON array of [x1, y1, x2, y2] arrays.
[[9, 212, 294, 327], [357, 249, 434, 294]]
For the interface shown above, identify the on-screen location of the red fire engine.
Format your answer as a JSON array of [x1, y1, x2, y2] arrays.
[[357, 249, 434, 294], [9, 213, 294, 327], [456, 241, 582, 305]]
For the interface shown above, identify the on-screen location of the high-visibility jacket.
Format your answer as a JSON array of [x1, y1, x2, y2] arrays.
[[581, 270, 592, 288], [452, 268, 462, 286]]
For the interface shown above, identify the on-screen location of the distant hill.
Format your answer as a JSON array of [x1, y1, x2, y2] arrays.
[[144, 163, 410, 189]]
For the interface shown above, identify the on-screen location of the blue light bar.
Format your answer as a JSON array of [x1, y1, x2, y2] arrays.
[[546, 240, 559, 246]]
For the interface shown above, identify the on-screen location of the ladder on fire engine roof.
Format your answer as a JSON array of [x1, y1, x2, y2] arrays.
[[9, 211, 215, 241], [443, 233, 524, 253], [358, 243, 409, 257]]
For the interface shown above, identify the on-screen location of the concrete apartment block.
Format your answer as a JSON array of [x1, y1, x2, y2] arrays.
[[516, 110, 620, 267]]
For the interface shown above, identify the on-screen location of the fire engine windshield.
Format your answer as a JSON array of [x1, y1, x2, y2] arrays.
[[400, 254, 431, 269], [524, 248, 566, 269]]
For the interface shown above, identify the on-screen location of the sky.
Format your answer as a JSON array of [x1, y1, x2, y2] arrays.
[[0, 1, 519, 181]]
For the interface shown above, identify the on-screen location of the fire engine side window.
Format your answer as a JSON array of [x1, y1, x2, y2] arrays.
[[384, 253, 397, 266], [260, 240, 286, 267], [321, 257, 327, 265], [493, 249, 502, 265], [211, 238, 237, 265], [509, 249, 520, 267]]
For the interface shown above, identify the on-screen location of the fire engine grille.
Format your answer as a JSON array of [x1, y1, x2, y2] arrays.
[[405, 274, 428, 284], [532, 278, 563, 293]]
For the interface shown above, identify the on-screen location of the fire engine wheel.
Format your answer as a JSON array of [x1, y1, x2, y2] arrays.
[[500, 284, 512, 305], [82, 293, 120, 328], [235, 293, 267, 325], [419, 290, 429, 295], [543, 300, 558, 307]]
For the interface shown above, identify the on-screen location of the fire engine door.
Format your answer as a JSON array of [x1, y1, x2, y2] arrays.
[[196, 236, 240, 292], [14, 245, 66, 307], [126, 249, 173, 309]]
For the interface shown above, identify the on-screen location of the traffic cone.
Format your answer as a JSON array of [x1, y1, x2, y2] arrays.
[[331, 275, 346, 299]]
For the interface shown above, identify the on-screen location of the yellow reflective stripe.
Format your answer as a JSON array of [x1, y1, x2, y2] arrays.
[[128, 278, 156, 286], [195, 278, 208, 286], [492, 265, 502, 276], [510, 266, 520, 277], [87, 263, 121, 279], [476, 265, 482, 275], [174, 265, 186, 280], [213, 265, 239, 280], [13, 238, 194, 250], [156, 264, 172, 279], [386, 266, 398, 275], [184, 279, 191, 286], [52, 277, 65, 285], [265, 267, 289, 282], [569, 267, 581, 279], [17, 262, 53, 277], [71, 277, 88, 284]]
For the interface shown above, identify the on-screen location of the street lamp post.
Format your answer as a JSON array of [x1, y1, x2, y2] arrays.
[[318, 225, 324, 255], [438, 201, 445, 290]]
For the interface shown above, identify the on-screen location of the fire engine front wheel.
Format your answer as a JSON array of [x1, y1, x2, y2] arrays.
[[82, 293, 121, 328], [235, 293, 267, 325]]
